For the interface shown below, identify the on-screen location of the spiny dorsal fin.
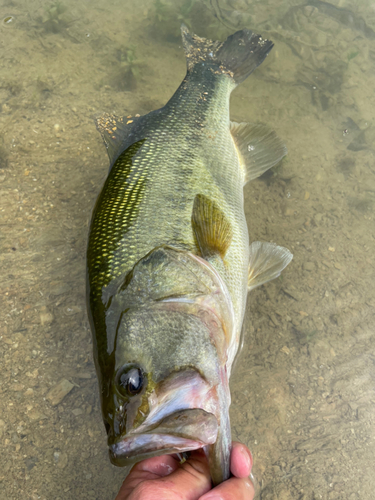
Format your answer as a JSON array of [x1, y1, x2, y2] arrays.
[[230, 122, 287, 184], [248, 241, 293, 291], [95, 112, 141, 167], [192, 194, 233, 259]]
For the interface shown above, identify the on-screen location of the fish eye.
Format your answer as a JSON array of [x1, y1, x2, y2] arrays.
[[116, 365, 144, 397]]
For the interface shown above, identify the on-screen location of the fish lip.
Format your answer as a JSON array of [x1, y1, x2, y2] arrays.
[[108, 408, 218, 467], [109, 435, 207, 467]]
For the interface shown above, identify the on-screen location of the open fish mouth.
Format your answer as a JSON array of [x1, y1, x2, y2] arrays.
[[109, 408, 218, 467]]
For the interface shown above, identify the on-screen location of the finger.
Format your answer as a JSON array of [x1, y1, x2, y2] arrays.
[[200, 476, 255, 500], [230, 442, 253, 478], [155, 448, 211, 499], [116, 449, 211, 500], [137, 454, 181, 476], [116, 455, 180, 499]]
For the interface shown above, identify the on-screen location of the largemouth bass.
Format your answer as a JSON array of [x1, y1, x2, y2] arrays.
[[87, 25, 292, 485]]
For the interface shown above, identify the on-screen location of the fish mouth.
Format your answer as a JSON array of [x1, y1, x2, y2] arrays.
[[109, 408, 218, 467]]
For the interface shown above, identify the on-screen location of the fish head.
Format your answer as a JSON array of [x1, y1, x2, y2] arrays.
[[99, 247, 234, 480]]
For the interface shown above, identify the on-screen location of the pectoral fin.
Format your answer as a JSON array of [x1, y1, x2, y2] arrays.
[[192, 194, 233, 259], [230, 122, 287, 184], [248, 241, 293, 291]]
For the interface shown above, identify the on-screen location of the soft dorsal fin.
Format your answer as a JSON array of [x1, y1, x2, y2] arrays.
[[230, 122, 287, 184], [248, 241, 293, 291], [192, 194, 233, 259], [95, 112, 141, 167]]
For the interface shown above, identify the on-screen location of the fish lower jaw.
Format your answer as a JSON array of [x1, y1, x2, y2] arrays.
[[108, 407, 219, 467], [109, 434, 211, 467]]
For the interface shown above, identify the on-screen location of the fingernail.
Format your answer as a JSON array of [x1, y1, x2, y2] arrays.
[[200, 495, 223, 500], [141, 458, 178, 476], [250, 472, 259, 492], [241, 447, 253, 473]]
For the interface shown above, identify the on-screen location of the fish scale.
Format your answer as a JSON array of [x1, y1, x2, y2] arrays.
[[89, 70, 248, 332], [88, 139, 147, 295]]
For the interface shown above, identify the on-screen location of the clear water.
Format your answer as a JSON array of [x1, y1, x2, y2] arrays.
[[1, 0, 374, 499]]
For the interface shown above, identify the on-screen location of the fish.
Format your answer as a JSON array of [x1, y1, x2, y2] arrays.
[[86, 25, 293, 485]]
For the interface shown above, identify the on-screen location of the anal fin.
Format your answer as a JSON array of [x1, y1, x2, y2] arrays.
[[230, 122, 287, 184], [192, 194, 233, 260], [248, 241, 293, 291]]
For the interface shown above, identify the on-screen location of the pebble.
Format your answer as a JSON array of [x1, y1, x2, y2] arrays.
[[2, 337, 14, 345], [12, 383, 24, 391], [284, 207, 294, 216], [72, 408, 83, 416], [75, 371, 91, 379], [303, 262, 315, 272], [49, 283, 71, 296], [40, 311, 54, 326], [282, 287, 299, 300], [0, 419, 6, 437], [63, 305, 82, 316], [27, 409, 47, 421], [54, 451, 69, 469], [57, 452, 69, 469], [46, 379, 74, 406], [26, 369, 39, 378]]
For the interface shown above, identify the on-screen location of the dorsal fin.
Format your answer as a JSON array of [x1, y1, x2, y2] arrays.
[[230, 122, 287, 184], [248, 241, 293, 291], [191, 194, 233, 259], [95, 112, 141, 166]]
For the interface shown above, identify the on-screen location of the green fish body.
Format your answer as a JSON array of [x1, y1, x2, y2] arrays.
[[87, 26, 292, 484]]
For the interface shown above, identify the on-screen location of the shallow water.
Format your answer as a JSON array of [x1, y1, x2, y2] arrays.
[[0, 0, 374, 499]]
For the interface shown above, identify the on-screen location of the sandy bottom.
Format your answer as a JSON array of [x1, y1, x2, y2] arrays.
[[0, 0, 374, 499]]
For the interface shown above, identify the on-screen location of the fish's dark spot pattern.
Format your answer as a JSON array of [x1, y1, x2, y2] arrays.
[[87, 139, 147, 297]]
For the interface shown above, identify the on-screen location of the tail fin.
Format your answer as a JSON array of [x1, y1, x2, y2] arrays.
[[181, 25, 273, 84]]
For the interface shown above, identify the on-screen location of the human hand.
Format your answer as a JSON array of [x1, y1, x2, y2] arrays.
[[115, 441, 254, 500]]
